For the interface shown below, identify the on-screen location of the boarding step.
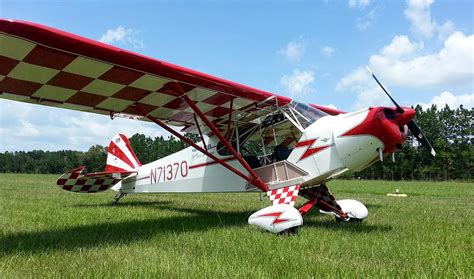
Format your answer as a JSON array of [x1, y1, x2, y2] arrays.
[[246, 160, 308, 191]]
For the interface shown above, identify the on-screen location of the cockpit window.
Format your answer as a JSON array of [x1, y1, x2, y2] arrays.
[[290, 101, 328, 129], [214, 101, 326, 157]]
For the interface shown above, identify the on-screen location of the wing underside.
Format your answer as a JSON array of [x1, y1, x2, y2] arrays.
[[0, 19, 292, 134]]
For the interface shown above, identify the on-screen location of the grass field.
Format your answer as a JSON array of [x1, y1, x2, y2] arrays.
[[0, 174, 472, 278]]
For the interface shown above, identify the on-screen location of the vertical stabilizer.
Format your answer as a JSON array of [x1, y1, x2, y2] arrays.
[[106, 134, 141, 172]]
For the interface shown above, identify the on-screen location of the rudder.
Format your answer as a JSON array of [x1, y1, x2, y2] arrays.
[[106, 134, 141, 172]]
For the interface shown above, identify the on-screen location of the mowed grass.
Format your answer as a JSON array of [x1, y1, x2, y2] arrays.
[[0, 174, 472, 278]]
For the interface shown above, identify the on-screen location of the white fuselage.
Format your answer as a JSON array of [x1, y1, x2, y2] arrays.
[[288, 108, 383, 185], [117, 108, 382, 193]]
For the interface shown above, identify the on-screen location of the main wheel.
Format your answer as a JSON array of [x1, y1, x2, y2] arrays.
[[279, 226, 300, 236]]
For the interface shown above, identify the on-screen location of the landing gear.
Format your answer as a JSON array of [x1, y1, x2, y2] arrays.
[[279, 226, 300, 236], [248, 204, 303, 234], [333, 199, 368, 221], [114, 193, 127, 204], [299, 185, 369, 224]]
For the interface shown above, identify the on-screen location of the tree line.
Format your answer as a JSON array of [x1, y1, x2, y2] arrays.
[[354, 105, 473, 181], [0, 133, 199, 174], [0, 105, 472, 181]]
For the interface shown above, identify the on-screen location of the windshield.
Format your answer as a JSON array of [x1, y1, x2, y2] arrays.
[[290, 101, 328, 129]]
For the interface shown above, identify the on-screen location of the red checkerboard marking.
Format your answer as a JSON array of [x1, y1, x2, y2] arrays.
[[47, 71, 94, 90], [0, 44, 268, 130], [0, 20, 293, 135], [267, 184, 301, 207], [56, 166, 136, 193], [23, 45, 77, 70]]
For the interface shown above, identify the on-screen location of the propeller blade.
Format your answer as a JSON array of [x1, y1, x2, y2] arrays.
[[407, 121, 436, 156], [365, 66, 404, 113], [365, 67, 435, 157]]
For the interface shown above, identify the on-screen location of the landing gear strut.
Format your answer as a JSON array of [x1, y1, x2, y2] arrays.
[[114, 193, 127, 204]]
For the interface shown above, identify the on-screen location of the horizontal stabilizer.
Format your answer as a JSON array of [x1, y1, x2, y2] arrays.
[[56, 166, 136, 193]]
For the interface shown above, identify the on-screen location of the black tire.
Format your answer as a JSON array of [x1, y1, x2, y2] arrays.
[[279, 226, 300, 236]]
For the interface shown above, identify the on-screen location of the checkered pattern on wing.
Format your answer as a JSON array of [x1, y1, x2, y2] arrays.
[[299, 184, 342, 211], [56, 166, 135, 193], [0, 31, 279, 134], [266, 184, 301, 207]]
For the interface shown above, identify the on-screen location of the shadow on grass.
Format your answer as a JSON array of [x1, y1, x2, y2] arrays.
[[304, 219, 392, 233], [364, 203, 383, 209], [73, 200, 173, 208], [0, 204, 248, 255], [1, 202, 390, 255]]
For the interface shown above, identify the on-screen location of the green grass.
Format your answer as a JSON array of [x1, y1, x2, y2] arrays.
[[1, 174, 472, 278]]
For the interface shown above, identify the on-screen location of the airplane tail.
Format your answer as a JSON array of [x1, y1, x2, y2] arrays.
[[56, 134, 140, 193], [105, 134, 142, 172]]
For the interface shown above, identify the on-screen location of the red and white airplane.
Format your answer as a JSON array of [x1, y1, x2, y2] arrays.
[[0, 19, 435, 234]]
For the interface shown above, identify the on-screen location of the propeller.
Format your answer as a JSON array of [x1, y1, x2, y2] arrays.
[[366, 66, 436, 156]]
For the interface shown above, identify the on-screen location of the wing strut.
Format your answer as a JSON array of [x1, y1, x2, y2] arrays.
[[133, 105, 258, 188], [163, 82, 268, 192], [193, 114, 207, 150], [226, 98, 234, 136]]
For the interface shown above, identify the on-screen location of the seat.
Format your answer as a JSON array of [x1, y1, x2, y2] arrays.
[[244, 155, 261, 169], [273, 145, 292, 162]]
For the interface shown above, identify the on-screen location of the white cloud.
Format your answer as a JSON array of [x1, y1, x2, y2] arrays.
[[356, 8, 377, 31], [349, 0, 371, 9], [278, 39, 306, 62], [379, 35, 424, 59], [404, 0, 455, 39], [404, 0, 436, 37], [321, 46, 335, 57], [0, 100, 169, 152], [351, 86, 392, 110], [280, 69, 315, 97], [337, 32, 474, 90], [99, 26, 144, 49], [337, 30, 473, 110], [336, 67, 370, 92], [338, 0, 469, 111], [437, 20, 455, 41], [370, 32, 473, 87], [335, 68, 392, 110], [418, 91, 474, 109]]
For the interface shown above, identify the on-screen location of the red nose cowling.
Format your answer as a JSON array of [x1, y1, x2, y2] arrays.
[[395, 108, 416, 126], [342, 107, 416, 154]]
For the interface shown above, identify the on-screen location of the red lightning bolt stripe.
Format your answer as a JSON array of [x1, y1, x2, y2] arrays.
[[256, 211, 290, 225], [295, 139, 330, 161]]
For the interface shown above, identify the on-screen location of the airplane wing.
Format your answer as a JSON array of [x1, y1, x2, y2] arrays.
[[0, 19, 293, 134], [310, 104, 345, 116]]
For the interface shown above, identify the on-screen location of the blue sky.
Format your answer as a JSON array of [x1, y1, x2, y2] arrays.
[[1, 0, 473, 151]]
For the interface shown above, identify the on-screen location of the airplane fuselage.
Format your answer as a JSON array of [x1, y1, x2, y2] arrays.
[[116, 106, 406, 194]]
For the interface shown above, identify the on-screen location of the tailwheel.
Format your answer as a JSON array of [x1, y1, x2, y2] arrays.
[[113, 193, 127, 204]]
